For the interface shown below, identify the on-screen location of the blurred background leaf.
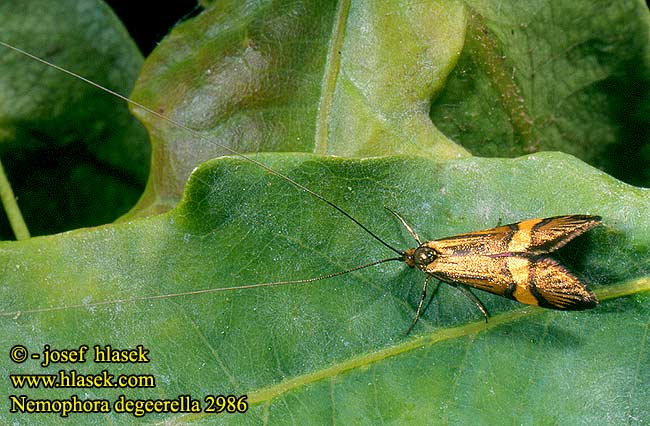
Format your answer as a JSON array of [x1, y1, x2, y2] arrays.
[[0, 0, 149, 238], [431, 1, 650, 187]]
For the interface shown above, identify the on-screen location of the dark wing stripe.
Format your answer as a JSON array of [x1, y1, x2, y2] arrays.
[[528, 215, 601, 254], [531, 217, 555, 246], [434, 230, 500, 242], [528, 265, 556, 309], [528, 257, 598, 310]]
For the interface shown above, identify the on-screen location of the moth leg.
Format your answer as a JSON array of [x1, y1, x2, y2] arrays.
[[454, 285, 489, 323], [385, 206, 422, 245], [406, 274, 434, 335]]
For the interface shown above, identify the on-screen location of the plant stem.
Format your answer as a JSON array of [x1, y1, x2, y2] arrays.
[[0, 157, 30, 240]]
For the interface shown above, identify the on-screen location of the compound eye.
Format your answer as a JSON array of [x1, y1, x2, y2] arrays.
[[414, 247, 436, 266]]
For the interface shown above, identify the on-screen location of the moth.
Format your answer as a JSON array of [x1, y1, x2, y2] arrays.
[[386, 210, 600, 332], [0, 41, 601, 332]]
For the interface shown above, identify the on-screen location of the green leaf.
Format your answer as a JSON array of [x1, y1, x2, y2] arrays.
[[431, 0, 650, 187], [1, 0, 650, 425], [0, 0, 149, 237], [129, 0, 469, 214], [1, 153, 650, 424]]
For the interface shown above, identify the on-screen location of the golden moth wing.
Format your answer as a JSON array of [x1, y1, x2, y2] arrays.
[[429, 215, 601, 256], [426, 254, 597, 310], [515, 215, 602, 254], [425, 254, 514, 297], [429, 225, 519, 256]]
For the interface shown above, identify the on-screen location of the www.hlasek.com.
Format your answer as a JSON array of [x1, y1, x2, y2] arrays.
[[10, 370, 155, 389]]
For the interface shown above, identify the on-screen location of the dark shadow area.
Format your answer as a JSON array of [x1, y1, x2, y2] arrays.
[[104, 0, 202, 55], [0, 141, 143, 238]]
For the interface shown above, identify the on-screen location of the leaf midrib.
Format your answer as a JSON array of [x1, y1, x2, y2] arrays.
[[314, 0, 351, 155]]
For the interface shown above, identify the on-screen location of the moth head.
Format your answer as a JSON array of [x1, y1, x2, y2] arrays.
[[402, 245, 438, 269]]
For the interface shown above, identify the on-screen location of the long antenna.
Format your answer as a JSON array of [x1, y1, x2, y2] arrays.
[[0, 257, 402, 317], [0, 41, 403, 256]]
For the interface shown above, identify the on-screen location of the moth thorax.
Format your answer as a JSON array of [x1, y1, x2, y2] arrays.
[[413, 246, 437, 268]]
